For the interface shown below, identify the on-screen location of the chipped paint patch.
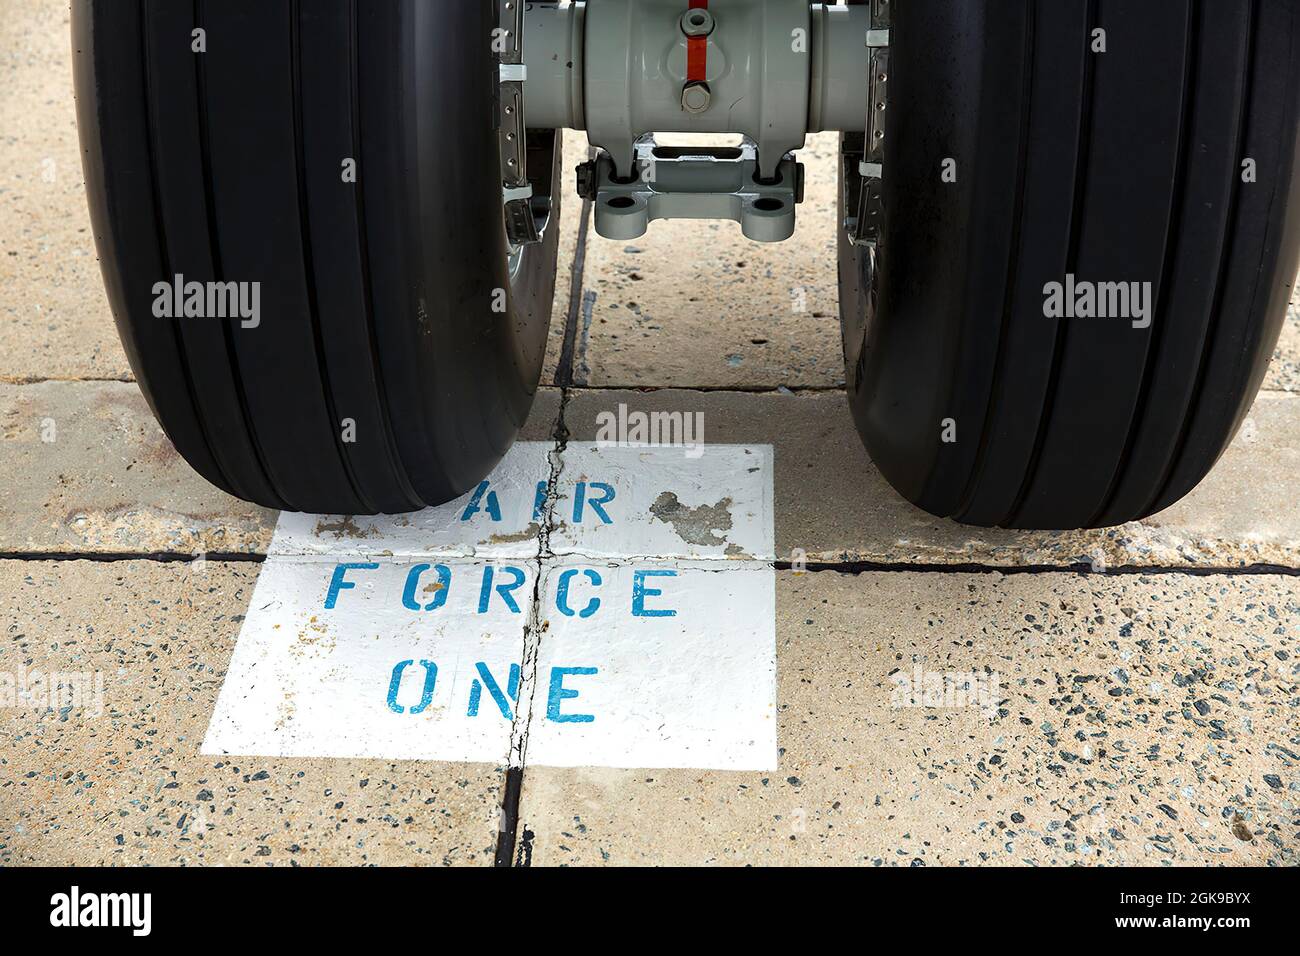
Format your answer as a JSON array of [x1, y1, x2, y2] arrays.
[[649, 492, 734, 546], [313, 515, 378, 540], [204, 442, 777, 770]]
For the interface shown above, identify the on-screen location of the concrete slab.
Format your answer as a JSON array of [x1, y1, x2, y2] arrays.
[[6, 380, 1295, 568], [515, 568, 1300, 866], [0, 380, 560, 555], [574, 133, 844, 389], [561, 388, 1300, 569], [5, 0, 1297, 877], [0, 0, 130, 383], [0, 559, 506, 865]]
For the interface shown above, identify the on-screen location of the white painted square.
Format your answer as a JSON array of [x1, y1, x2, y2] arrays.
[[202, 558, 535, 763], [525, 559, 776, 770], [204, 443, 776, 770]]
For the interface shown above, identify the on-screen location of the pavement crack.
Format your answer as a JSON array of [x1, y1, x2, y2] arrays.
[[776, 560, 1300, 577], [495, 149, 592, 865], [5, 553, 1299, 580], [494, 381, 575, 867], [510, 412, 567, 771], [0, 550, 266, 564]]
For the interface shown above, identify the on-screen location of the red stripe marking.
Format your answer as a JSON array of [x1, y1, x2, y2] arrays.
[[687, 0, 708, 83]]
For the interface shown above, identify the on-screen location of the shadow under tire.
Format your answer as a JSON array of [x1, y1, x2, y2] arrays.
[[839, 0, 1300, 530], [72, 0, 560, 514]]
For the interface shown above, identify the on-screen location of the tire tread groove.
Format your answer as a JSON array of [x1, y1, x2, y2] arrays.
[[955, 0, 1036, 520], [348, 0, 423, 510], [1090, 0, 1200, 526], [192, 0, 289, 509], [1007, 0, 1098, 526], [139, 0, 232, 496], [290, 0, 374, 514], [1146, 0, 1258, 516]]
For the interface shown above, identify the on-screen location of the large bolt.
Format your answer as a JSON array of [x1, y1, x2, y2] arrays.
[[680, 8, 715, 36], [681, 80, 711, 114]]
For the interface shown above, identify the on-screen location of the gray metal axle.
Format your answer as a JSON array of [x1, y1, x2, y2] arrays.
[[511, 0, 879, 243]]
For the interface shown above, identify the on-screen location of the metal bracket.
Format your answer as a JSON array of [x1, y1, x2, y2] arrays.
[[498, 0, 539, 247], [587, 137, 803, 243], [848, 0, 889, 248]]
